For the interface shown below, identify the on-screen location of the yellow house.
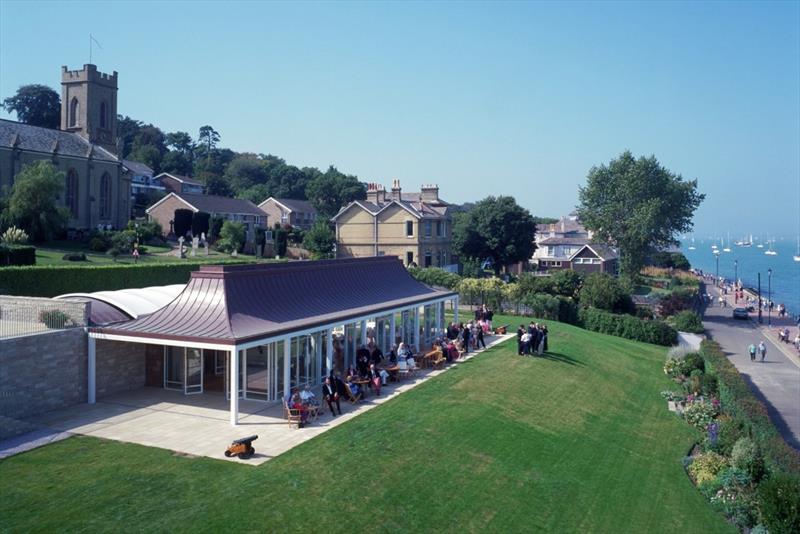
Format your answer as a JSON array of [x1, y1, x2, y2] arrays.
[[332, 180, 457, 269]]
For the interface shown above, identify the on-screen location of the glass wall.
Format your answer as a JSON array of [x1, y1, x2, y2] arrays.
[[245, 345, 270, 401], [164, 346, 184, 391], [423, 304, 435, 348]]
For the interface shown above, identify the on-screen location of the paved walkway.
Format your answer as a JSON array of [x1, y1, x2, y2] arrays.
[[2, 334, 513, 465], [703, 285, 800, 450]]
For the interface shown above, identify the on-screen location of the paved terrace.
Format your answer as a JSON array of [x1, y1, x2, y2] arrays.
[[17, 334, 513, 466]]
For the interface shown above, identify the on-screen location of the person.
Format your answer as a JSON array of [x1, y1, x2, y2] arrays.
[[300, 384, 320, 409], [516, 325, 525, 355], [367, 364, 382, 396], [356, 345, 370, 377], [322, 377, 341, 416], [370, 345, 384, 365], [346, 375, 363, 401], [446, 340, 459, 362], [461, 323, 471, 354], [748, 343, 756, 362], [476, 322, 486, 349], [520, 330, 532, 356], [388, 344, 398, 364], [541, 324, 549, 353], [290, 392, 309, 426], [536, 325, 545, 355], [485, 308, 494, 331], [758, 341, 767, 362]]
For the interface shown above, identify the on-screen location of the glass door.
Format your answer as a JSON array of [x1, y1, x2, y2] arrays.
[[245, 345, 269, 401], [185, 348, 203, 394], [164, 347, 184, 391]]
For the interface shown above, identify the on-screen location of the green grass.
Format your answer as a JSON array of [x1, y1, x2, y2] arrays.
[[0, 318, 732, 532]]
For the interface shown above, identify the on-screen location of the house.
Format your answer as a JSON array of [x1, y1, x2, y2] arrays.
[[154, 172, 204, 195], [257, 197, 317, 229], [532, 216, 592, 271], [332, 180, 457, 269], [0, 64, 130, 231], [124, 160, 164, 217], [146, 192, 267, 239], [568, 244, 619, 275]]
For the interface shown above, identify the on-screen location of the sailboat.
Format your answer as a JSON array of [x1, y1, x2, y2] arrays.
[[765, 239, 777, 256], [722, 235, 731, 253], [688, 237, 696, 250], [793, 236, 800, 262]]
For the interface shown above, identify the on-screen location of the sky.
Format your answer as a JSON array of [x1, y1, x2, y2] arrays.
[[1, 0, 798, 239]]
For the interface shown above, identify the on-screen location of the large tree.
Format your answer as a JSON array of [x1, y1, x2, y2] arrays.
[[452, 196, 537, 275], [303, 220, 336, 259], [4, 161, 70, 242], [2, 84, 61, 129], [305, 166, 366, 220], [577, 151, 704, 276]]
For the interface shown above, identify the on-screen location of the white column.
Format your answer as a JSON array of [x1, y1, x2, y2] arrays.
[[87, 336, 96, 404], [389, 314, 396, 349], [413, 306, 420, 349], [360, 319, 367, 346], [435, 301, 442, 337], [283, 337, 291, 401], [229, 347, 238, 425], [325, 330, 333, 377], [454, 296, 459, 323]]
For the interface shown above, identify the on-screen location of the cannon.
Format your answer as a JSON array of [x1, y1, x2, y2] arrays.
[[224, 435, 258, 459]]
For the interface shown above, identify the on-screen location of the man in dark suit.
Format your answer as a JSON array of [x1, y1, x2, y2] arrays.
[[322, 376, 342, 416], [517, 325, 525, 355]]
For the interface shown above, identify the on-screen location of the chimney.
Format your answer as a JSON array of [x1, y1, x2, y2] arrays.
[[420, 183, 439, 203], [391, 179, 402, 201], [366, 182, 387, 204]]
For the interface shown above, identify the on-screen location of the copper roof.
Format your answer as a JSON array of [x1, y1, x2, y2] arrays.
[[94, 257, 454, 345]]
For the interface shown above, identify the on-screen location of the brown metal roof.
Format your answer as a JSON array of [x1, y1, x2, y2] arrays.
[[94, 257, 454, 345]]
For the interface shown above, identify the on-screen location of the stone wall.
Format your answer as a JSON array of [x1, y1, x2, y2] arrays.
[[95, 339, 146, 398]]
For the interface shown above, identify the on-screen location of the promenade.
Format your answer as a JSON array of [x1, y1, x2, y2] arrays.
[[703, 284, 800, 450]]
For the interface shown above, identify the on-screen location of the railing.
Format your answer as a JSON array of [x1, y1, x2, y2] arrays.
[[0, 296, 89, 340]]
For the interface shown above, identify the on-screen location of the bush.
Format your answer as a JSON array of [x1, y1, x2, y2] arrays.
[[731, 437, 766, 483], [61, 252, 86, 262], [578, 307, 677, 346], [0, 261, 252, 297], [0, 244, 36, 266], [758, 472, 800, 534], [0, 225, 29, 244], [672, 310, 704, 333], [689, 452, 729, 484], [89, 235, 111, 252], [38, 309, 73, 328], [579, 272, 634, 314], [716, 415, 749, 456], [680, 352, 705, 375], [191, 211, 211, 237], [216, 221, 246, 253], [408, 267, 461, 290], [684, 401, 717, 430], [209, 216, 224, 241], [173, 209, 193, 238]]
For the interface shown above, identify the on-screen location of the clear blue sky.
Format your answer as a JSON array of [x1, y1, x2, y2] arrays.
[[1, 1, 798, 238]]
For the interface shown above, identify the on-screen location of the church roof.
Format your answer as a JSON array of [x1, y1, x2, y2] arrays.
[[93, 257, 454, 345], [0, 119, 118, 162]]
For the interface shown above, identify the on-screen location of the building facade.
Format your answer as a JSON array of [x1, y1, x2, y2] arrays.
[[333, 181, 456, 269], [0, 64, 130, 231], [257, 197, 317, 229], [154, 172, 204, 195], [146, 192, 267, 239]]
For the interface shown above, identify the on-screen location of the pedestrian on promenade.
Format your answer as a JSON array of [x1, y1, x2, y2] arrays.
[[748, 343, 757, 362], [758, 341, 767, 362]]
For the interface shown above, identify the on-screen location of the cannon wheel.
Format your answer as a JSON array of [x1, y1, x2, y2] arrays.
[[224, 450, 232, 457], [238, 446, 255, 459]]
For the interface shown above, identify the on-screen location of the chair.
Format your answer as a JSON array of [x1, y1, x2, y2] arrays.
[[284, 400, 304, 429], [429, 349, 446, 370], [344, 383, 362, 403], [397, 359, 410, 380]]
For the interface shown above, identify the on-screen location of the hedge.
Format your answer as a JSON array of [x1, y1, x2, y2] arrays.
[[0, 245, 36, 266], [699, 340, 800, 475], [0, 260, 251, 297], [578, 306, 677, 346], [408, 266, 461, 290]]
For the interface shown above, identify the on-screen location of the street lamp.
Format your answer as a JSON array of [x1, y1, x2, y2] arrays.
[[713, 250, 721, 287], [734, 260, 738, 303], [768, 268, 772, 327], [758, 272, 762, 324]]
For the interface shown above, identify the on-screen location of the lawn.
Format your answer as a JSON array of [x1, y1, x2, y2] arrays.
[[0, 317, 732, 532]]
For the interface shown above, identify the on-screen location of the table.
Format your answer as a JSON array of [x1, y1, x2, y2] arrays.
[[351, 378, 370, 397]]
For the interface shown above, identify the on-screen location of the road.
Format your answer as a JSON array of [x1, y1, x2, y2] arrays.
[[702, 288, 800, 450]]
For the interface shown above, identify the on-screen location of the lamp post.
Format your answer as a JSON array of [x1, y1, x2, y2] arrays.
[[758, 272, 762, 324], [713, 250, 721, 287], [734, 259, 738, 303], [768, 268, 772, 327]]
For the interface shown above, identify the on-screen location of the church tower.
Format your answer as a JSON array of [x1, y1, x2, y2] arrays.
[[61, 64, 118, 154]]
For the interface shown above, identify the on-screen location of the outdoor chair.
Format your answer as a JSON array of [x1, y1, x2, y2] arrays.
[[397, 359, 411, 380], [344, 383, 362, 403], [284, 400, 304, 429], [427, 349, 446, 369]]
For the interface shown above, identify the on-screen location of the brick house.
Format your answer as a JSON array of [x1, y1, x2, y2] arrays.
[[146, 192, 267, 239], [257, 197, 317, 229], [154, 172, 204, 195]]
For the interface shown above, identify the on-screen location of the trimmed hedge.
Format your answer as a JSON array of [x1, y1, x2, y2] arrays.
[[700, 340, 800, 475], [408, 266, 462, 290], [0, 261, 251, 297], [578, 306, 677, 346], [0, 245, 36, 266]]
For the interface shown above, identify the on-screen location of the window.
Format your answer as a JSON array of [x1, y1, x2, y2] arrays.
[[547, 246, 554, 257], [65, 169, 79, 217], [406, 251, 414, 265], [424, 220, 432, 238], [424, 250, 432, 267], [99, 172, 111, 219], [100, 101, 108, 129], [405, 220, 414, 237], [436, 220, 442, 237], [281, 211, 288, 223], [69, 97, 79, 127]]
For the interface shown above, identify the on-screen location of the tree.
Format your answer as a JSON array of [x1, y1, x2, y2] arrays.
[[165, 131, 194, 155], [579, 272, 634, 314], [217, 220, 245, 253], [197, 125, 220, 163], [577, 151, 704, 276], [116, 115, 143, 158], [451, 196, 537, 275], [303, 220, 336, 259], [549, 270, 583, 299], [4, 161, 70, 242], [305, 166, 366, 220], [2, 84, 60, 128], [199, 172, 232, 197], [173, 209, 193, 238], [224, 154, 268, 193], [160, 151, 193, 176]]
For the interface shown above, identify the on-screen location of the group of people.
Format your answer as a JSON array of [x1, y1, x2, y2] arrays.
[[747, 341, 768, 362], [286, 385, 322, 427], [517, 322, 549, 356]]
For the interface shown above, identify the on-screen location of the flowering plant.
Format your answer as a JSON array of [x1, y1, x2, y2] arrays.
[[660, 390, 685, 402], [684, 400, 718, 429]]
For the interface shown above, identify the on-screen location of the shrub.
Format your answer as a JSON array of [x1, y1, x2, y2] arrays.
[[578, 307, 677, 346], [216, 221, 246, 253], [173, 209, 193, 238], [191, 211, 211, 237], [89, 235, 111, 252], [61, 252, 86, 262], [579, 272, 634, 314], [680, 352, 705, 375], [672, 310, 704, 333], [0, 244, 36, 266], [408, 267, 461, 290], [684, 401, 717, 429], [689, 452, 729, 484], [716, 415, 748, 456], [659, 292, 694, 316], [38, 309, 73, 328], [209, 216, 224, 241], [758, 472, 800, 534], [0, 225, 29, 244], [731, 437, 766, 483], [702, 374, 719, 397]]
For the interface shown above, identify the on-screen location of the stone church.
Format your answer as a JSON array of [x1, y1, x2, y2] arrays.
[[0, 64, 130, 231]]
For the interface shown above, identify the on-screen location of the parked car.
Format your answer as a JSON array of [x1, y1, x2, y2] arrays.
[[732, 308, 749, 320]]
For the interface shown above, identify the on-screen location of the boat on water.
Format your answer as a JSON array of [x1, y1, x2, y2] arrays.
[[765, 240, 777, 256], [735, 234, 752, 247], [722, 235, 731, 253], [794, 236, 800, 262], [688, 237, 696, 250]]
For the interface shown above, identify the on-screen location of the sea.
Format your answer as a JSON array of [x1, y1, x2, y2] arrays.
[[681, 238, 800, 317]]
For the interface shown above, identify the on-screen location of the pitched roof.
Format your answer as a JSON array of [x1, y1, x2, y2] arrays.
[[146, 192, 265, 217], [94, 257, 455, 345], [0, 119, 118, 162], [154, 172, 203, 186], [122, 159, 154, 176], [331, 198, 449, 221], [568, 244, 619, 261], [536, 218, 587, 235], [537, 236, 591, 246], [261, 197, 316, 214]]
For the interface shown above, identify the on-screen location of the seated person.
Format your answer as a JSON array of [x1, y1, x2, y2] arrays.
[[367, 364, 382, 395], [290, 392, 309, 425], [356, 346, 371, 377], [345, 376, 363, 401], [388, 345, 398, 364], [299, 384, 319, 408]]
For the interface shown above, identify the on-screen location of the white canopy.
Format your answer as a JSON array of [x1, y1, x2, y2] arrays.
[[56, 284, 185, 319]]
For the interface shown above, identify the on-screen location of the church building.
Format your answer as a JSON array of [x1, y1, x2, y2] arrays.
[[0, 64, 130, 231]]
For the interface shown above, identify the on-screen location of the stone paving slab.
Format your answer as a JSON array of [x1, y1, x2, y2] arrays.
[[13, 334, 513, 465]]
